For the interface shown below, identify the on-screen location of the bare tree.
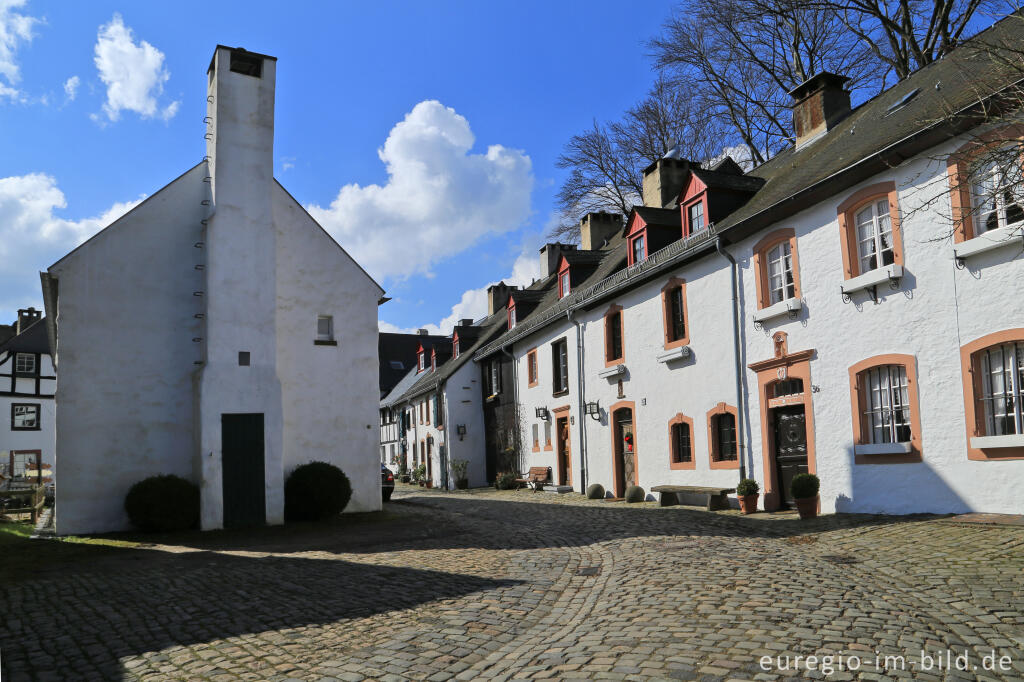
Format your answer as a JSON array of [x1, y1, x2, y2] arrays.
[[551, 78, 726, 242], [650, 0, 888, 165]]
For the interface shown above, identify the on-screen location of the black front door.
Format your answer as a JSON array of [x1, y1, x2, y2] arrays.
[[222, 413, 266, 528], [773, 407, 808, 508]]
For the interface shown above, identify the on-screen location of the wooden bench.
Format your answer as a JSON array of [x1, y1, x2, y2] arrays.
[[514, 466, 551, 490], [651, 485, 735, 511]]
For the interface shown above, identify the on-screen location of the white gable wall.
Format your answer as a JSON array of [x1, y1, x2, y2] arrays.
[[443, 360, 489, 488]]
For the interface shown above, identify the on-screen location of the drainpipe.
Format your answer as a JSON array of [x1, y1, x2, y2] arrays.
[[567, 308, 587, 491], [499, 345, 519, 472], [715, 238, 747, 482]]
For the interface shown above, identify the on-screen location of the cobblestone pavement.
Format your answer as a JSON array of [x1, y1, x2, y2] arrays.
[[2, 487, 1023, 681]]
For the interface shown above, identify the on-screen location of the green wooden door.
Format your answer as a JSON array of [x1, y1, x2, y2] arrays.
[[221, 413, 266, 528]]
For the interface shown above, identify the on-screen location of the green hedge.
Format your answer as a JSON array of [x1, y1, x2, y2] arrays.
[[284, 461, 352, 521], [124, 475, 200, 532]]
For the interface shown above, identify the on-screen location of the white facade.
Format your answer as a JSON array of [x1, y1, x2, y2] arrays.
[[0, 317, 56, 488], [45, 46, 382, 534]]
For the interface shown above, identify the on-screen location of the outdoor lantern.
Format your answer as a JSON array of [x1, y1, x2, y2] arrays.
[[456, 424, 467, 440], [535, 407, 550, 421], [585, 401, 601, 421]]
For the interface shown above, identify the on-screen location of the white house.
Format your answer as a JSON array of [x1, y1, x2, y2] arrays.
[[42, 46, 383, 534], [0, 308, 55, 490], [474, 16, 1024, 515]]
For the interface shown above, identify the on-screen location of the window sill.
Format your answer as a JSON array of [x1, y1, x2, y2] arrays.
[[552, 389, 570, 398], [954, 224, 1023, 260], [598, 364, 626, 379], [854, 442, 913, 456], [657, 346, 691, 364], [752, 297, 802, 324], [841, 263, 904, 295], [314, 339, 337, 346], [971, 434, 1024, 449], [12, 426, 41, 431]]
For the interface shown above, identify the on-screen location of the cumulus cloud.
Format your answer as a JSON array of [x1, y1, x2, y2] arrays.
[[308, 100, 533, 282], [0, 173, 142, 317], [63, 74, 79, 101], [93, 13, 178, 121], [0, 0, 40, 101], [379, 244, 542, 335]]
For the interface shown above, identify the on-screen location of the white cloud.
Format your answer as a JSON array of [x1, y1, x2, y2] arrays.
[[0, 0, 40, 101], [380, 244, 543, 336], [0, 173, 142, 317], [63, 75, 79, 101], [308, 100, 533, 282], [93, 13, 179, 121]]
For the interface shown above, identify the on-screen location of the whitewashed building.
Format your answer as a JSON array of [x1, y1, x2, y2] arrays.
[[0, 308, 55, 489], [474, 17, 1024, 515], [42, 46, 383, 534]]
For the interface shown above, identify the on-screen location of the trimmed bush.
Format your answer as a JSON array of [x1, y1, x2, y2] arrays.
[[124, 474, 200, 532], [455, 478, 469, 490], [284, 461, 352, 521], [496, 472, 518, 490], [736, 478, 760, 496], [790, 473, 820, 500], [624, 485, 645, 503], [586, 483, 605, 500]]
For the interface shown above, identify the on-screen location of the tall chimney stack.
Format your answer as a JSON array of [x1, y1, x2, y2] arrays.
[[486, 282, 514, 316], [579, 212, 622, 251], [789, 72, 851, 148], [16, 307, 41, 334], [539, 243, 576, 278], [641, 157, 691, 208]]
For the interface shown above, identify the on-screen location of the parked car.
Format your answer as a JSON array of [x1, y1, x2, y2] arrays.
[[381, 464, 395, 502]]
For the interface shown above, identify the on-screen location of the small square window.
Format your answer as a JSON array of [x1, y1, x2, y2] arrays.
[[317, 315, 334, 341], [238, 351, 251, 366], [15, 353, 35, 375], [12, 403, 40, 430]]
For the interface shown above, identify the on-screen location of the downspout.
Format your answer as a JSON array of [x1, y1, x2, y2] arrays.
[[715, 238, 747, 482], [568, 308, 587, 491], [499, 345, 519, 472]]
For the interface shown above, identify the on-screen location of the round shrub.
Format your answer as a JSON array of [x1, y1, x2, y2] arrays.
[[124, 474, 200, 532], [736, 478, 760, 497], [496, 472, 518, 490], [284, 461, 352, 521], [624, 485, 646, 503], [790, 473, 820, 500], [586, 483, 605, 500]]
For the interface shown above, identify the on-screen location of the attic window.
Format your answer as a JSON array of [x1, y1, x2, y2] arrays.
[[885, 88, 920, 116], [230, 51, 263, 78], [389, 360, 404, 370]]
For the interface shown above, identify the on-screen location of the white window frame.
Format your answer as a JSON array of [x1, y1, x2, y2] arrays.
[[509, 308, 517, 329], [14, 353, 35, 374], [560, 271, 570, 298], [453, 339, 460, 358], [766, 241, 796, 305], [979, 342, 1024, 437], [854, 199, 895, 273], [316, 315, 334, 341], [631, 235, 645, 263], [418, 353, 425, 371], [972, 154, 1024, 235], [862, 365, 912, 444], [688, 202, 704, 233]]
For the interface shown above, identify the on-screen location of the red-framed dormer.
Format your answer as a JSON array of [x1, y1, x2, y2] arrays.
[[676, 161, 766, 238], [680, 174, 709, 238], [506, 290, 545, 331], [452, 330, 460, 358], [625, 207, 682, 266], [557, 258, 571, 298], [416, 342, 427, 373], [430, 347, 437, 371], [507, 297, 517, 330]]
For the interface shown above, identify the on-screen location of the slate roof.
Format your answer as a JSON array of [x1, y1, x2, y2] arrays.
[[0, 318, 51, 355], [474, 12, 1024, 357], [380, 366, 422, 408], [378, 331, 448, 397]]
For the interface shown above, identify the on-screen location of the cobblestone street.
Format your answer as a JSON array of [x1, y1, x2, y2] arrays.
[[2, 487, 1023, 681]]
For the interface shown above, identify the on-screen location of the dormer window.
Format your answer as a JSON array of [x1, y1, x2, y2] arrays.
[[453, 334, 460, 358], [559, 270, 570, 298], [687, 201, 705, 234], [631, 235, 646, 264], [417, 350, 426, 372], [431, 349, 437, 371], [508, 303, 517, 330]]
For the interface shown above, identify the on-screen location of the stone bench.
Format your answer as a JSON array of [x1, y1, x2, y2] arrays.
[[650, 485, 735, 511]]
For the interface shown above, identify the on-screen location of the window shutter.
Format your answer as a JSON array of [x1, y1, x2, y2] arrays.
[[432, 395, 439, 426]]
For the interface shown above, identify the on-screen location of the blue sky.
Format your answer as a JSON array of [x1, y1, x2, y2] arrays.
[[0, 0, 676, 332]]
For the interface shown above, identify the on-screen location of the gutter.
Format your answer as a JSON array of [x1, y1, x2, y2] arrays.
[[567, 308, 587, 491], [715, 238, 747, 482]]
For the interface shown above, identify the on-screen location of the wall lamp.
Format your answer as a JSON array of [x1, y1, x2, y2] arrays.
[[535, 407, 550, 421], [585, 400, 601, 421], [456, 424, 467, 441]]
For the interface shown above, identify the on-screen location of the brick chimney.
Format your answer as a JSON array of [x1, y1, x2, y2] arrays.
[[16, 307, 41, 334], [641, 157, 692, 209], [789, 72, 851, 148], [539, 243, 576, 278], [579, 212, 622, 250], [486, 282, 515, 316]]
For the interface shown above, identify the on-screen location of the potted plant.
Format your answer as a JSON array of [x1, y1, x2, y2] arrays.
[[397, 462, 410, 484], [736, 478, 759, 514], [413, 464, 426, 487], [790, 473, 820, 519], [425, 478, 433, 489], [451, 458, 469, 490]]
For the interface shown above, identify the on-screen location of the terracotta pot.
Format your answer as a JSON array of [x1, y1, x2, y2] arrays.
[[418, 480, 425, 487], [738, 494, 759, 514], [795, 496, 818, 519], [425, 480, 433, 489]]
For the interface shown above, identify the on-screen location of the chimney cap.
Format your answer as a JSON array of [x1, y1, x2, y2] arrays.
[[789, 72, 849, 102], [208, 44, 278, 74]]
